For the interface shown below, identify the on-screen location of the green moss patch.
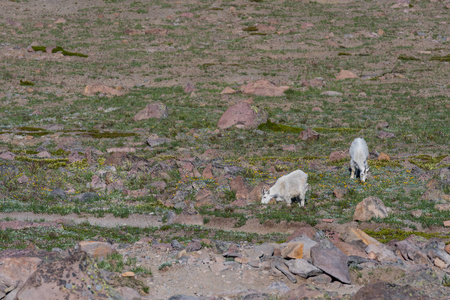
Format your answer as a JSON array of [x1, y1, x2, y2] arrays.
[[52, 46, 88, 57], [87, 132, 138, 138], [430, 54, 450, 62], [18, 126, 46, 131], [398, 55, 420, 61], [19, 80, 35, 86], [409, 155, 448, 170], [364, 228, 450, 244], [314, 127, 361, 134], [15, 156, 69, 169], [15, 131, 51, 137], [31, 45, 88, 57], [243, 26, 258, 32], [257, 119, 305, 133], [369, 160, 402, 168]]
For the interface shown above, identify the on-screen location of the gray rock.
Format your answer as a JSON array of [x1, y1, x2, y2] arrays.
[[50, 188, 67, 200], [266, 281, 290, 293], [171, 240, 184, 250], [147, 137, 172, 147], [185, 241, 202, 252], [168, 296, 201, 300], [74, 192, 98, 202], [285, 259, 322, 278], [274, 261, 297, 283], [311, 239, 351, 284], [377, 131, 396, 139], [254, 244, 274, 258], [353, 196, 389, 221], [365, 244, 398, 262]]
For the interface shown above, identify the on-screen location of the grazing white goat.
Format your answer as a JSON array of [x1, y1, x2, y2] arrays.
[[261, 170, 309, 207], [349, 138, 370, 182]]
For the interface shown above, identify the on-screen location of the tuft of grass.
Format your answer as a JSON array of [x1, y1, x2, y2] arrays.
[[409, 155, 447, 170], [398, 55, 420, 61], [430, 54, 450, 62], [19, 80, 35, 86], [257, 119, 305, 133], [364, 228, 450, 244]]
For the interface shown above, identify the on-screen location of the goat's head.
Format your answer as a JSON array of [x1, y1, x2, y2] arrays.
[[261, 188, 272, 204], [360, 165, 370, 182]]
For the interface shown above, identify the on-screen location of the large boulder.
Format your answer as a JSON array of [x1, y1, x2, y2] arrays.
[[16, 252, 123, 300], [310, 239, 351, 284], [353, 196, 389, 221], [133, 101, 168, 121], [217, 102, 268, 129]]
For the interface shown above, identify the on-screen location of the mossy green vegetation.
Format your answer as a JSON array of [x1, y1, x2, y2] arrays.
[[17, 126, 46, 131], [257, 119, 305, 133], [87, 131, 138, 138], [364, 228, 450, 244], [314, 127, 361, 133], [19, 80, 35, 86], [409, 155, 448, 170], [398, 55, 420, 61], [31, 45, 88, 57], [242, 26, 258, 32], [430, 54, 450, 62], [52, 46, 88, 57]]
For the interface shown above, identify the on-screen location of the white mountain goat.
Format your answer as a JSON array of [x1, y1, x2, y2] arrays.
[[349, 137, 370, 182], [261, 170, 309, 207]]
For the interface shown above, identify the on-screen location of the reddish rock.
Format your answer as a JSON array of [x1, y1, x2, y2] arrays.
[[0, 257, 42, 291], [202, 164, 214, 178], [256, 24, 276, 32], [217, 102, 268, 130], [88, 175, 106, 191], [123, 188, 149, 198], [444, 220, 450, 227], [36, 151, 51, 158], [195, 188, 214, 207], [378, 152, 390, 161], [17, 175, 29, 184], [230, 176, 251, 199], [312, 107, 323, 112], [231, 198, 247, 207], [241, 79, 289, 97], [151, 181, 166, 191], [78, 241, 116, 259], [333, 188, 348, 199], [184, 82, 196, 93], [248, 182, 269, 203], [133, 102, 168, 121], [353, 196, 389, 221], [376, 121, 389, 129], [445, 244, 450, 254], [0, 151, 16, 160], [84, 84, 124, 97], [286, 226, 317, 241], [220, 87, 237, 95], [377, 131, 396, 139], [281, 242, 304, 259], [336, 70, 358, 80], [282, 144, 297, 151], [299, 128, 319, 141], [329, 150, 347, 161]]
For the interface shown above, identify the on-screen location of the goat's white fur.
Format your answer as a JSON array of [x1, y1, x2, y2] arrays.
[[349, 138, 369, 182], [261, 170, 309, 207]]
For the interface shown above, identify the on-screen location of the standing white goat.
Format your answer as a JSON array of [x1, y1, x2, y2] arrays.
[[349, 138, 370, 182], [261, 170, 309, 207]]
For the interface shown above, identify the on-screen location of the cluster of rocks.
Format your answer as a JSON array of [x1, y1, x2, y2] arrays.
[[2, 220, 449, 300]]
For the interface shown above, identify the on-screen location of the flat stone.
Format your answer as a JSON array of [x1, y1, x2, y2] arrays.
[[78, 241, 116, 259], [285, 259, 322, 278], [311, 239, 351, 284]]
